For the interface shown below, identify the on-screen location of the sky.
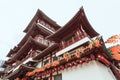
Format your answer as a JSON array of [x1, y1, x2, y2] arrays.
[[0, 0, 120, 60]]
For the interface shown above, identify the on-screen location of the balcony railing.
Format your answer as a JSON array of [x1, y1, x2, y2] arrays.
[[57, 36, 90, 56], [37, 22, 55, 34], [8, 54, 33, 72], [34, 36, 53, 47], [59, 34, 86, 51]]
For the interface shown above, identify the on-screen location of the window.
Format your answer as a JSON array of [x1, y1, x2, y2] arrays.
[[40, 21, 45, 25], [62, 34, 76, 48], [54, 74, 62, 80], [12, 62, 16, 66], [45, 40, 50, 46], [44, 59, 49, 65], [65, 34, 75, 42], [53, 56, 58, 61], [36, 62, 42, 68], [38, 37, 43, 43], [34, 34, 44, 44]]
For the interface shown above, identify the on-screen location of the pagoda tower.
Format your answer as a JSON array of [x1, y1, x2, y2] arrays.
[[2, 9, 60, 80]]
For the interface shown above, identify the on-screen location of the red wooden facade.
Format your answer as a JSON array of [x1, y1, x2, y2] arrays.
[[1, 7, 120, 80]]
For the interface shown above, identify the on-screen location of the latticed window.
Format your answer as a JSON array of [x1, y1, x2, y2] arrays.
[[38, 37, 43, 43], [64, 34, 75, 42], [36, 62, 42, 68], [44, 59, 49, 65], [44, 40, 50, 46], [53, 56, 58, 61]]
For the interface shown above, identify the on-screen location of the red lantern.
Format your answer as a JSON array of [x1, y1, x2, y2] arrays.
[[90, 54, 95, 60], [52, 69, 55, 73], [65, 64, 68, 69], [46, 70, 49, 74], [42, 73, 44, 76], [61, 66, 64, 70], [85, 58, 89, 63], [79, 60, 83, 64], [73, 62, 78, 67], [76, 60, 79, 63], [49, 70, 52, 74], [69, 63, 73, 68], [54, 68, 57, 71], [38, 73, 41, 77], [57, 67, 61, 71]]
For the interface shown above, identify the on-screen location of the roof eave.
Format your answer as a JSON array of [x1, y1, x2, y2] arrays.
[[47, 7, 99, 41], [11, 37, 47, 60], [24, 9, 61, 33], [33, 43, 59, 60]]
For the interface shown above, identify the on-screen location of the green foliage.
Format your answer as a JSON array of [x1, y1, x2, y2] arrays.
[[107, 48, 113, 58]]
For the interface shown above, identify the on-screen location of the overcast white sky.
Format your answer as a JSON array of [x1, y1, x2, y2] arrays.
[[0, 0, 120, 60]]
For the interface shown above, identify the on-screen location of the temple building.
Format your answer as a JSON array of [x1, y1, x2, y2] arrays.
[[0, 60, 5, 78], [1, 7, 120, 80]]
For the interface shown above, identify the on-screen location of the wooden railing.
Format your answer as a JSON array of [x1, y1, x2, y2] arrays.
[[5, 51, 37, 74], [59, 35, 86, 50], [37, 19, 56, 32], [10, 54, 31, 71]]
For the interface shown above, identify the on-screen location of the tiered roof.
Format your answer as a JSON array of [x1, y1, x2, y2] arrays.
[[24, 9, 61, 33], [6, 64, 35, 79], [47, 7, 99, 42], [11, 36, 48, 60], [33, 43, 59, 60], [7, 9, 61, 59], [2, 7, 120, 80], [4, 8, 61, 79]]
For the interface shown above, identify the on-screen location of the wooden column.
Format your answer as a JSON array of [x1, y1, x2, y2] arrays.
[[50, 73, 52, 80], [76, 30, 81, 40], [62, 41, 65, 48], [78, 24, 83, 39], [50, 54, 53, 80], [81, 25, 87, 37], [41, 58, 43, 67], [72, 37, 75, 43]]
